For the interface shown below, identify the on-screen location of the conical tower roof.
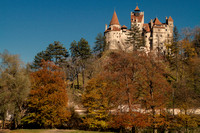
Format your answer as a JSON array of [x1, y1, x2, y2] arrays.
[[168, 16, 173, 22], [109, 10, 120, 26], [134, 6, 140, 11], [154, 17, 162, 25]]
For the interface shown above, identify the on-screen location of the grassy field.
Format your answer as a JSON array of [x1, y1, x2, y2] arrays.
[[0, 129, 113, 133]]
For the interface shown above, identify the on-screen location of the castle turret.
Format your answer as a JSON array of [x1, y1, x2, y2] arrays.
[[109, 10, 120, 26], [168, 16, 174, 34], [134, 5, 140, 16], [109, 10, 121, 30], [131, 5, 144, 30]]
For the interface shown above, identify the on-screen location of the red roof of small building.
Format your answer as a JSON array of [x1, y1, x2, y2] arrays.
[[121, 25, 127, 29], [109, 10, 120, 26]]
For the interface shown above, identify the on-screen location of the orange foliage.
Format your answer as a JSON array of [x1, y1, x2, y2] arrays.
[[24, 60, 70, 128], [103, 51, 172, 130]]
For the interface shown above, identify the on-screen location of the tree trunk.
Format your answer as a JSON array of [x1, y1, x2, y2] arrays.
[[82, 69, 85, 90], [2, 119, 5, 129], [132, 126, 135, 133], [76, 73, 79, 89]]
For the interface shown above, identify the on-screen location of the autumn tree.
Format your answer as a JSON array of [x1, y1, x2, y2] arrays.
[[193, 26, 200, 57], [82, 76, 112, 130], [0, 50, 30, 129], [138, 53, 172, 131], [22, 60, 70, 128], [103, 51, 171, 132]]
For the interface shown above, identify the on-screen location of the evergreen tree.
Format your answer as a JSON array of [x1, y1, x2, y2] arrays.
[[46, 41, 69, 64], [32, 51, 51, 69], [70, 40, 79, 61], [32, 41, 69, 69], [77, 38, 91, 60], [69, 38, 91, 90], [126, 23, 144, 51], [93, 33, 106, 57], [70, 40, 80, 89]]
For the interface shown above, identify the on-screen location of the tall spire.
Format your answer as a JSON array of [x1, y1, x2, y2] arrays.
[[109, 10, 120, 26]]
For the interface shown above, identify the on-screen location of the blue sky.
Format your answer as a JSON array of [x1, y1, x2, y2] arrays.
[[0, 0, 200, 63]]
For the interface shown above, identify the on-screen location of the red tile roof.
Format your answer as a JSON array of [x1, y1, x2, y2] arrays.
[[134, 6, 140, 11], [143, 24, 150, 32], [153, 26, 165, 29], [109, 10, 120, 26], [131, 15, 143, 23], [153, 18, 162, 25], [112, 26, 121, 31], [121, 25, 127, 29], [168, 16, 173, 22]]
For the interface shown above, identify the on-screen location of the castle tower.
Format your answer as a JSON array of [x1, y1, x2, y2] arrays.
[[167, 16, 174, 34], [109, 10, 121, 29], [131, 5, 144, 30], [104, 10, 130, 51], [104, 6, 173, 54]]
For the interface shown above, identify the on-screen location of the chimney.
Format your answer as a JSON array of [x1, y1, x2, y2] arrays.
[[105, 24, 107, 31], [150, 19, 153, 28]]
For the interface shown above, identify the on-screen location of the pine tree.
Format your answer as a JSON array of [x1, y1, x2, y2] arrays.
[[70, 40, 80, 89], [93, 33, 106, 57], [77, 38, 91, 60], [32, 41, 69, 69], [127, 23, 144, 51]]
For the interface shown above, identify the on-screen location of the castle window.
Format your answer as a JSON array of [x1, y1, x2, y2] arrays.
[[160, 35, 162, 37], [166, 29, 167, 31], [118, 41, 120, 43], [146, 36, 147, 38]]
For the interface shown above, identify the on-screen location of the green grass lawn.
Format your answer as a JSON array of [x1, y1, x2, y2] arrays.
[[0, 129, 113, 133]]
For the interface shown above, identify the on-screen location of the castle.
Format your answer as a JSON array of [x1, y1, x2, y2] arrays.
[[104, 5, 174, 53]]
